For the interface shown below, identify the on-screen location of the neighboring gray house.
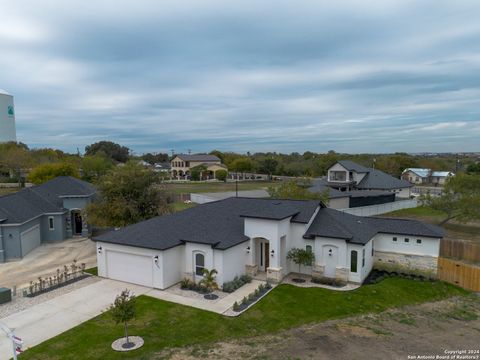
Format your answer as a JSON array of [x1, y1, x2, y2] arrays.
[[0, 176, 96, 262]]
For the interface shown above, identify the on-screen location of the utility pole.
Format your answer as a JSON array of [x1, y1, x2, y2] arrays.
[[236, 179, 238, 197]]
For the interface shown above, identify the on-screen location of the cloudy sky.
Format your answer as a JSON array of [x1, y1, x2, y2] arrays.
[[2, 0, 480, 154]]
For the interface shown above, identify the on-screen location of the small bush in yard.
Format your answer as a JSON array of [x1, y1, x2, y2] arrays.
[[232, 301, 240, 311], [222, 274, 253, 293], [180, 278, 192, 289], [242, 296, 248, 305]]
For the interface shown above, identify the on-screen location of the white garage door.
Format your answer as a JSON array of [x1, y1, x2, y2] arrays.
[[106, 251, 153, 287], [20, 225, 41, 256]]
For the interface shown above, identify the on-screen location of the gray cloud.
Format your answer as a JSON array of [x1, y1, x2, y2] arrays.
[[1, 0, 480, 153]]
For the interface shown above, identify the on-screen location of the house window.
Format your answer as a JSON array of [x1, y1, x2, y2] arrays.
[[195, 253, 205, 276], [393, 237, 397, 242], [362, 249, 365, 267], [416, 239, 422, 244], [306, 245, 313, 266], [350, 250, 358, 273], [404, 238, 410, 243], [48, 216, 54, 230]]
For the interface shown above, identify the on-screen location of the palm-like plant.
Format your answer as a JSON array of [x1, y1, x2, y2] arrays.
[[199, 268, 219, 294]]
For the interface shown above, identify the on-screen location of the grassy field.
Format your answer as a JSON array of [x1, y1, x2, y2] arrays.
[[21, 278, 467, 359], [165, 180, 277, 194], [385, 206, 480, 244]]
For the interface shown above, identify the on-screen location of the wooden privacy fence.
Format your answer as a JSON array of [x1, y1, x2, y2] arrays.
[[437, 257, 480, 292], [440, 239, 480, 263]]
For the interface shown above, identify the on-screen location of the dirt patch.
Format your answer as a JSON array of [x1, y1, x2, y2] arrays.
[[156, 295, 480, 360]]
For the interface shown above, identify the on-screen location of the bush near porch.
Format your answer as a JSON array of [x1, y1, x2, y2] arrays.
[[20, 278, 468, 359]]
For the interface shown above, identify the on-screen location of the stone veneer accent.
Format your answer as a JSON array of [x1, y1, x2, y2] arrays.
[[245, 264, 258, 277], [267, 267, 283, 283], [374, 251, 438, 275], [335, 267, 349, 282], [312, 264, 325, 278]]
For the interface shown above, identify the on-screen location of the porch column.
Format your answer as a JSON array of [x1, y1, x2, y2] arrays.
[[266, 236, 283, 283], [245, 238, 258, 277]]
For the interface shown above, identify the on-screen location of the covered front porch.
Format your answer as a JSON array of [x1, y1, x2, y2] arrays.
[[245, 236, 287, 283]]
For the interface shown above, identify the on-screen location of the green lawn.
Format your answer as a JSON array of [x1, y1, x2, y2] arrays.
[[21, 278, 466, 359], [165, 181, 277, 195], [385, 206, 447, 220]]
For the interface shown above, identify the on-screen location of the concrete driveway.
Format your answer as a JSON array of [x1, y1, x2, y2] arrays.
[[0, 279, 150, 360], [0, 237, 96, 289]]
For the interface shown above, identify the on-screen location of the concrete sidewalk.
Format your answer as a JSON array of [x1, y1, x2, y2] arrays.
[[0, 279, 149, 360]]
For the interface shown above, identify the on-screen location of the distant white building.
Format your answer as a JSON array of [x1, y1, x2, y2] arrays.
[[0, 89, 17, 143], [402, 168, 454, 185]]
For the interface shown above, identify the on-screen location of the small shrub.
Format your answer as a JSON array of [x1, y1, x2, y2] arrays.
[[180, 278, 192, 289], [242, 296, 248, 305], [258, 284, 265, 292], [233, 301, 240, 312], [240, 274, 252, 283], [248, 293, 255, 302], [265, 282, 272, 290], [223, 274, 253, 293], [254, 289, 259, 297]]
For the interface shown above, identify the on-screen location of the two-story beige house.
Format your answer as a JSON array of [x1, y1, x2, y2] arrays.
[[170, 154, 227, 180]]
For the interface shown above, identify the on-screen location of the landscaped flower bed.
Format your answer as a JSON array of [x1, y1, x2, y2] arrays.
[[311, 276, 346, 288], [232, 282, 272, 312], [222, 275, 252, 293], [24, 260, 89, 298], [180, 278, 210, 294]]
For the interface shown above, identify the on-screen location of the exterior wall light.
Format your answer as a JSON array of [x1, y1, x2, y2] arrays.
[[328, 249, 332, 257], [97, 246, 102, 254], [270, 249, 275, 257], [154, 255, 159, 265], [246, 246, 251, 253]]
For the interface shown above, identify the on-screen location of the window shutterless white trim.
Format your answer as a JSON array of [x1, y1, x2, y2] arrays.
[[48, 216, 55, 230], [416, 239, 422, 245], [193, 252, 205, 277]]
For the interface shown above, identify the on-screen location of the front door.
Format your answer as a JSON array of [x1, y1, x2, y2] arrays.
[[323, 245, 338, 278], [74, 213, 83, 235], [264, 242, 270, 269]]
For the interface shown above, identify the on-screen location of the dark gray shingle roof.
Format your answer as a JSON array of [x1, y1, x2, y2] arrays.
[[304, 208, 443, 244], [94, 198, 320, 250], [337, 160, 370, 173], [356, 168, 412, 190], [0, 177, 96, 224]]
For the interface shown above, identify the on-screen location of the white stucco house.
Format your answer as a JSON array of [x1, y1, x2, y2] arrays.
[[93, 198, 442, 289]]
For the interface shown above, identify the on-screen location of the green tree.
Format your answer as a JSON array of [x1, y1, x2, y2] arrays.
[[286, 248, 315, 274], [85, 141, 130, 163], [190, 165, 207, 181], [467, 163, 480, 174], [109, 289, 136, 347], [141, 152, 169, 165], [268, 180, 329, 204], [259, 158, 278, 179], [81, 155, 113, 182], [423, 173, 480, 225], [86, 162, 171, 227], [230, 158, 254, 179], [28, 162, 80, 184], [215, 169, 228, 182], [0, 142, 33, 182]]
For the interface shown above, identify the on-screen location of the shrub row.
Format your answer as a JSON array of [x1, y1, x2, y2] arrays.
[[222, 274, 252, 293], [232, 282, 272, 312], [311, 276, 346, 287], [180, 278, 210, 294]]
